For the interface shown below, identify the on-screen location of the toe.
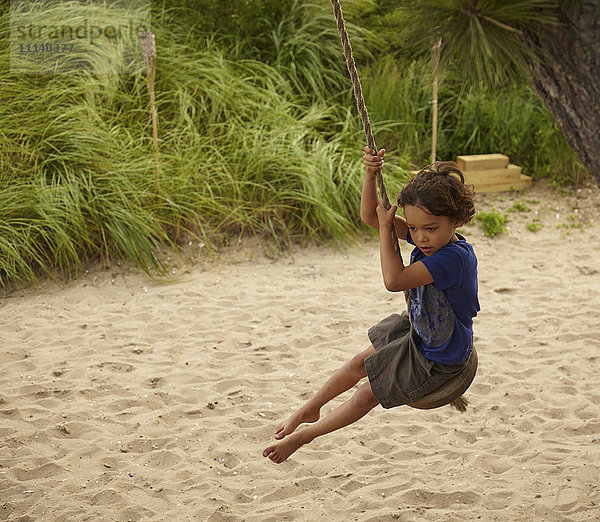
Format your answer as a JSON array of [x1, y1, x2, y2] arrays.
[[263, 447, 273, 457], [274, 424, 287, 439]]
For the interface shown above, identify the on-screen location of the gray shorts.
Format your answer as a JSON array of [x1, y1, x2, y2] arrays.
[[365, 312, 469, 409]]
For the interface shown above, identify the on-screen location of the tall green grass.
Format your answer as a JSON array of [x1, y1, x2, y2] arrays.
[[0, 4, 402, 288], [0, 0, 587, 289], [261, 0, 376, 101]]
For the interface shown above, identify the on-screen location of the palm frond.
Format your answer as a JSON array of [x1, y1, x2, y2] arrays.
[[390, 0, 560, 86]]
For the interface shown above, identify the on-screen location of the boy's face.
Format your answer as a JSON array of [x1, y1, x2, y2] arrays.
[[404, 204, 459, 256]]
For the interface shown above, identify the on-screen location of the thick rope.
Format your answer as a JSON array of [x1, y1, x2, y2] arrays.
[[330, 0, 403, 262]]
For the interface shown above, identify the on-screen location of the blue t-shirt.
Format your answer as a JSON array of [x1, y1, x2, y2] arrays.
[[406, 232, 479, 365]]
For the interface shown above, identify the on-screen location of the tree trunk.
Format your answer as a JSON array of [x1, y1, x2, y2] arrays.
[[523, 2, 600, 186]]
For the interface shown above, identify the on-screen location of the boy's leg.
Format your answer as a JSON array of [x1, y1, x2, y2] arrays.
[[273, 345, 376, 440], [263, 380, 379, 463]]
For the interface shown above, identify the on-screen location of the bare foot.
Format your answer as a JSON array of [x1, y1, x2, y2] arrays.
[[263, 430, 310, 464], [274, 407, 319, 440]]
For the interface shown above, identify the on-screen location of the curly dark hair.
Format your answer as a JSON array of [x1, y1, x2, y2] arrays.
[[398, 161, 476, 224]]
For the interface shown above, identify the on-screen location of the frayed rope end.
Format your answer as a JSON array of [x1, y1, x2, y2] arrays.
[[449, 396, 469, 412]]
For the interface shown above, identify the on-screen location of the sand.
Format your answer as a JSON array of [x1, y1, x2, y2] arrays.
[[1, 181, 599, 521]]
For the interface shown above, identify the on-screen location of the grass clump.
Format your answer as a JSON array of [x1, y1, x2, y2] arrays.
[[508, 200, 531, 212], [476, 209, 508, 238], [527, 221, 542, 232]]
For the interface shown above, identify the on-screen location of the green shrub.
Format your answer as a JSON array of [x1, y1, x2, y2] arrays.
[[476, 210, 507, 238]]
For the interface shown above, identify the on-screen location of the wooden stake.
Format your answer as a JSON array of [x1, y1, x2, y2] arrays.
[[140, 32, 159, 189], [431, 38, 442, 164]]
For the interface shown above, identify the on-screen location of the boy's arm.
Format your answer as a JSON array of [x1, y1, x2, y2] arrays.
[[376, 203, 434, 292], [360, 147, 408, 240]]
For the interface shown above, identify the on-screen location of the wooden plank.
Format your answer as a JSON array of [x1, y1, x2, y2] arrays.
[[463, 164, 522, 184], [457, 154, 509, 171], [472, 174, 532, 193]]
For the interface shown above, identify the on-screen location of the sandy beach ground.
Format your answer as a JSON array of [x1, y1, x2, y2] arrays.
[[1, 181, 599, 521]]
